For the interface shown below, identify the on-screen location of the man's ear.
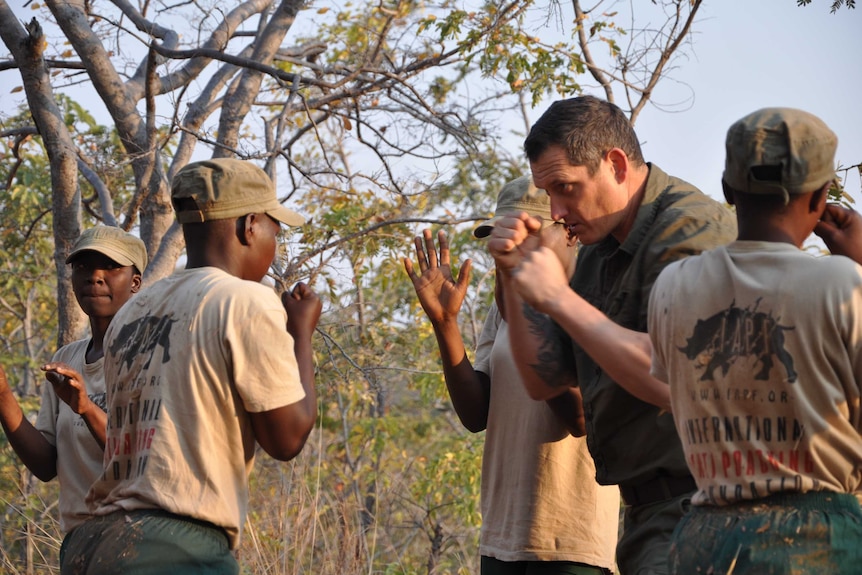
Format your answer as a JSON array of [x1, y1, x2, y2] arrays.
[[130, 273, 142, 293], [606, 148, 629, 183], [722, 181, 736, 206], [809, 182, 830, 214], [235, 214, 254, 246]]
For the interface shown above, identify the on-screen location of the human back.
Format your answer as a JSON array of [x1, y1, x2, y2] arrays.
[[89, 266, 306, 546], [650, 106, 862, 574], [652, 243, 862, 504]]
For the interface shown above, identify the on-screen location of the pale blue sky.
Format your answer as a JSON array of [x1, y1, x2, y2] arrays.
[[593, 1, 862, 203]]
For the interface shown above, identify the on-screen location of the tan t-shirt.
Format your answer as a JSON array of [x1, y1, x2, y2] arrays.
[[474, 304, 619, 567], [88, 267, 306, 548], [35, 338, 106, 533], [650, 242, 862, 506]]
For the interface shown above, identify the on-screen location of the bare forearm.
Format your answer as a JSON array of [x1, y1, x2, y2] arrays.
[[545, 289, 671, 411], [502, 273, 576, 400], [79, 403, 107, 450], [432, 319, 489, 432], [290, 329, 318, 430], [0, 390, 57, 481], [251, 330, 319, 462]]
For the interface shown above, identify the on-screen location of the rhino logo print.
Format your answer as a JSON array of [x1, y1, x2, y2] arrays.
[[678, 299, 796, 383], [109, 314, 178, 373]]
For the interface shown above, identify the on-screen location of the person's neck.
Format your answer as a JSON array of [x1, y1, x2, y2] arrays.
[[86, 317, 110, 363], [735, 220, 807, 248], [611, 165, 649, 244]]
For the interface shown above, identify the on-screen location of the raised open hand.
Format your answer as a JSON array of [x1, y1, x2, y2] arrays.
[[403, 229, 472, 324]]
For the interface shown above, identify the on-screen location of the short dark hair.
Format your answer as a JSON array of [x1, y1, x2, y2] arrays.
[[524, 96, 645, 175]]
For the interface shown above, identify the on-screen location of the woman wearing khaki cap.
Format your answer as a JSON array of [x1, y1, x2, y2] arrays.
[[0, 225, 146, 543], [405, 176, 619, 575]]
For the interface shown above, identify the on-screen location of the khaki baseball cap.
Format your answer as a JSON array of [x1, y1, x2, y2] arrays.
[[66, 225, 148, 273], [723, 107, 838, 204], [171, 158, 305, 226], [473, 175, 555, 238]]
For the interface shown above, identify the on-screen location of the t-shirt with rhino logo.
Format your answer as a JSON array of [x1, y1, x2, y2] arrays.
[[108, 314, 178, 373], [649, 242, 862, 506]]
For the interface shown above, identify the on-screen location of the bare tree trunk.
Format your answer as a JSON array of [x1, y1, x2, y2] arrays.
[[0, 4, 85, 347], [43, 0, 174, 253], [20, 466, 34, 575], [214, 0, 304, 156]]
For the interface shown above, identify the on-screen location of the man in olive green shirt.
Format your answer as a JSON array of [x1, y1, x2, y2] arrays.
[[488, 96, 737, 575]]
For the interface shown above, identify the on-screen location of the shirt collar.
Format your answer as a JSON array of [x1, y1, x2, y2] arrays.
[[595, 163, 669, 257]]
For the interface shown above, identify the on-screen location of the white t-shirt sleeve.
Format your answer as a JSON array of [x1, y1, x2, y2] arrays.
[[473, 302, 501, 376], [225, 287, 306, 413], [648, 265, 674, 383]]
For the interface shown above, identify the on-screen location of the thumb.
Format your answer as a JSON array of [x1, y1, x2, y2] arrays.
[[520, 214, 544, 252]]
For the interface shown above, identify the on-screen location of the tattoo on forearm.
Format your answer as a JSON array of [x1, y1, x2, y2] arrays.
[[522, 303, 571, 388]]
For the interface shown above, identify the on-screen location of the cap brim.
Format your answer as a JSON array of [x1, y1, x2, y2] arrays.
[[267, 206, 305, 227], [473, 213, 557, 239], [473, 214, 503, 238], [66, 247, 135, 267]]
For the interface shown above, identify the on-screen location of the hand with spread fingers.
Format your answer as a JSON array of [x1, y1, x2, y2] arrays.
[[403, 229, 472, 325]]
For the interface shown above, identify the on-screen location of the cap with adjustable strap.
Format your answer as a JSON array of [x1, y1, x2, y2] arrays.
[[723, 107, 838, 204], [171, 158, 305, 226]]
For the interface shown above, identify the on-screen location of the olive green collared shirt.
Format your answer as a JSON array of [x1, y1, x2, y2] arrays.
[[564, 164, 737, 487]]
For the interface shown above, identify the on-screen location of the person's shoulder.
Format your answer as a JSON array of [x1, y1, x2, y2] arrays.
[[812, 252, 862, 280], [134, 269, 281, 318], [198, 270, 283, 311], [51, 337, 90, 363], [648, 164, 699, 195], [169, 267, 274, 295], [654, 245, 718, 284], [647, 164, 732, 217]]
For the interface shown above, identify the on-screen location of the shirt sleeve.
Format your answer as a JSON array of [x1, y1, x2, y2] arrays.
[[637, 203, 736, 330], [648, 266, 674, 384], [225, 286, 306, 413], [473, 302, 501, 377]]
